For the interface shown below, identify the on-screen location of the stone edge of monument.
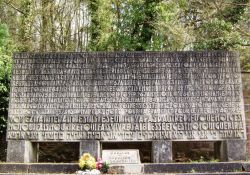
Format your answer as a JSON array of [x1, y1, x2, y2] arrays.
[[0, 162, 248, 174], [108, 164, 143, 174], [144, 162, 243, 173], [242, 162, 250, 172], [0, 163, 78, 174], [6, 51, 246, 163], [7, 50, 246, 142]]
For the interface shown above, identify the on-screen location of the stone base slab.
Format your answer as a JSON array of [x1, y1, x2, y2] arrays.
[[0, 163, 78, 174], [108, 164, 143, 174], [144, 162, 243, 174], [0, 162, 248, 174], [242, 163, 250, 172]]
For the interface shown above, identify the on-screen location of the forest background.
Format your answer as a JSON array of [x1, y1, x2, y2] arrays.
[[0, 0, 249, 161]]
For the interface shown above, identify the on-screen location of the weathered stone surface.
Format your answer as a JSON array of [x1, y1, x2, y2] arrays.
[[7, 51, 246, 142], [107, 165, 124, 174], [1, 162, 249, 174], [242, 162, 250, 171], [0, 163, 29, 173], [108, 164, 143, 174], [0, 163, 78, 173], [226, 139, 246, 161], [28, 163, 78, 173], [80, 140, 100, 159], [7, 140, 37, 163], [1, 173, 250, 175], [6, 51, 246, 163], [152, 140, 172, 163], [241, 72, 250, 159], [144, 162, 243, 173]]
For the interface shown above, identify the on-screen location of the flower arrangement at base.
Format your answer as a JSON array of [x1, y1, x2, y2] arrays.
[[96, 158, 109, 174], [77, 153, 109, 175], [79, 153, 97, 170]]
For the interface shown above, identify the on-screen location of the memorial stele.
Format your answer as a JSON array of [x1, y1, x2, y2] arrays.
[[7, 51, 246, 163]]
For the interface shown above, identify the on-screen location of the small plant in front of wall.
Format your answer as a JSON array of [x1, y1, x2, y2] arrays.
[[76, 153, 109, 175], [189, 156, 219, 163], [189, 168, 197, 173]]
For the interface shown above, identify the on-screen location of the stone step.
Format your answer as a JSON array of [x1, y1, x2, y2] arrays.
[[1, 162, 250, 174], [1, 173, 249, 174]]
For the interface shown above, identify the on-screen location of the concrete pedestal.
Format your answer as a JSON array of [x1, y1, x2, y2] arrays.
[[152, 140, 172, 163], [7, 140, 37, 162], [80, 140, 100, 158], [225, 139, 246, 161]]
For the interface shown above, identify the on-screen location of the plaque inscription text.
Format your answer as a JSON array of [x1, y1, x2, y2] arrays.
[[7, 52, 246, 141]]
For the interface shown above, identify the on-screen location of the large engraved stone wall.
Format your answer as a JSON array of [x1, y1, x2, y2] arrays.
[[7, 52, 246, 141]]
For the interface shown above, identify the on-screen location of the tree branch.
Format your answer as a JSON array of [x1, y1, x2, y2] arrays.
[[224, 2, 250, 7], [236, 27, 250, 38], [2, 1, 26, 15]]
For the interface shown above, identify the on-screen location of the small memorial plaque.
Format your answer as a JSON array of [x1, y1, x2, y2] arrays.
[[102, 149, 141, 164]]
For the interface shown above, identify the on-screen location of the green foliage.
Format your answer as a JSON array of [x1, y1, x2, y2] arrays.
[[88, 0, 114, 51], [0, 24, 9, 47], [0, 23, 13, 134], [188, 156, 219, 163], [100, 162, 109, 174], [0, 0, 248, 59], [194, 18, 242, 50], [189, 169, 196, 173], [87, 0, 192, 51], [240, 47, 250, 70], [18, 0, 32, 51], [220, 0, 249, 24], [152, 1, 191, 51]]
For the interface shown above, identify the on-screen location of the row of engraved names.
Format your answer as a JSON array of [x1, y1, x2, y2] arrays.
[[13, 60, 237, 68], [8, 122, 244, 133], [10, 99, 241, 109], [13, 57, 238, 64], [7, 130, 244, 141], [13, 56, 237, 64], [9, 114, 243, 123], [10, 95, 239, 103], [11, 90, 241, 98], [9, 100, 242, 114], [12, 72, 240, 81], [11, 63, 239, 73], [12, 67, 240, 75], [11, 84, 242, 92], [14, 53, 237, 64], [14, 51, 237, 58], [11, 79, 241, 87], [10, 97, 241, 106], [9, 106, 242, 114]]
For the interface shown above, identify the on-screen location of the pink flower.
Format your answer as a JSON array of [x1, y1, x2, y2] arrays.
[[97, 158, 103, 163], [96, 158, 103, 170], [98, 163, 103, 169]]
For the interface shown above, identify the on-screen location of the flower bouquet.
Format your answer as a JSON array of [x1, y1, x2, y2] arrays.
[[96, 158, 109, 174], [76, 153, 109, 175]]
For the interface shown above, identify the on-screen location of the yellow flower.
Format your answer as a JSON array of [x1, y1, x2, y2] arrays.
[[79, 159, 85, 169], [82, 153, 91, 161], [89, 156, 96, 162], [86, 160, 96, 169], [79, 153, 97, 170]]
